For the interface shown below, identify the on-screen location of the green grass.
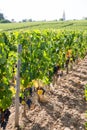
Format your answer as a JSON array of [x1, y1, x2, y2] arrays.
[[0, 20, 87, 32]]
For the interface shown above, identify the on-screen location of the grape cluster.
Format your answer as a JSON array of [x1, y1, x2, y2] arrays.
[[53, 65, 63, 77], [37, 87, 45, 95], [19, 87, 33, 109], [53, 65, 60, 75], [19, 86, 46, 108], [0, 108, 10, 130]]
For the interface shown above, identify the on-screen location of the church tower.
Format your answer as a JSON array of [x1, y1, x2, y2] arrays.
[[63, 11, 65, 21]]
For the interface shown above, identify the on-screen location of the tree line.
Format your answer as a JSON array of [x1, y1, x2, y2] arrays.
[[0, 13, 11, 23]]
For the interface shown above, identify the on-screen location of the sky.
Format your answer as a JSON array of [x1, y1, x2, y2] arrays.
[[0, 0, 87, 22]]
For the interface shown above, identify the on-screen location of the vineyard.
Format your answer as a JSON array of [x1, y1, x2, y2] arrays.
[[0, 28, 87, 129], [0, 20, 87, 31]]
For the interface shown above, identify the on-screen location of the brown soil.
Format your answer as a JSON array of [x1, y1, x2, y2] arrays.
[[6, 56, 87, 130]]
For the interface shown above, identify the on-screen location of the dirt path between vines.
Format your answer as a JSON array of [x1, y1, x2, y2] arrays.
[[7, 56, 87, 130]]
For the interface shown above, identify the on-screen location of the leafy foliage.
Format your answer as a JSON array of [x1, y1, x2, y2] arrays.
[[0, 41, 12, 109], [0, 29, 87, 109]]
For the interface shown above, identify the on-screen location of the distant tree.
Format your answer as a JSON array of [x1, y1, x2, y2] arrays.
[[28, 19, 32, 22], [22, 19, 27, 22], [0, 19, 11, 23], [83, 17, 87, 20], [59, 18, 64, 21], [11, 19, 15, 22], [42, 19, 46, 22], [0, 13, 11, 23], [0, 13, 4, 20], [53, 19, 57, 21]]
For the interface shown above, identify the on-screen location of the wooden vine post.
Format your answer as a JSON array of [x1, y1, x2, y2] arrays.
[[15, 44, 22, 127]]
